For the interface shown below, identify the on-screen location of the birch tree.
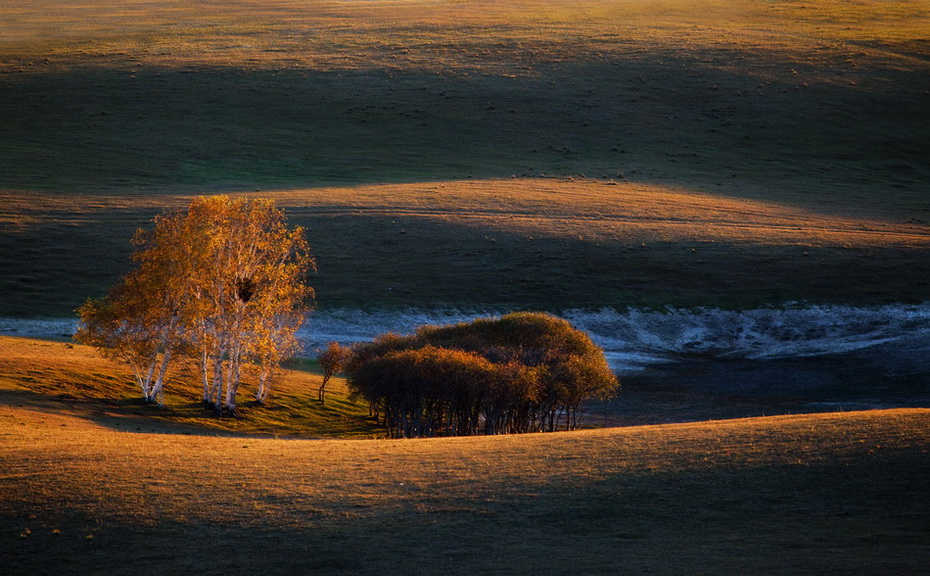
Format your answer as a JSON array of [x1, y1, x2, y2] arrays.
[[76, 196, 315, 414], [75, 210, 192, 405], [188, 197, 314, 414]]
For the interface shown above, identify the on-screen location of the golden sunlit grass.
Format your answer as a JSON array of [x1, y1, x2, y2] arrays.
[[3, 352, 929, 573], [3, 0, 927, 71], [7, 178, 929, 247], [5, 401, 928, 526], [258, 179, 930, 247], [0, 335, 379, 438]]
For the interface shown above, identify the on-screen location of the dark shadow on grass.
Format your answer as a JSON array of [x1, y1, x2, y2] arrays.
[[0, 382, 379, 437], [3, 447, 928, 575], [296, 212, 930, 310], [1, 49, 928, 316], [1, 52, 926, 202], [0, 386, 240, 436], [3, 203, 930, 317]]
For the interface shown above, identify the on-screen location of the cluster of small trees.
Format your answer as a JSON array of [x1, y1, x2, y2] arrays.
[[344, 312, 619, 438], [74, 198, 619, 432], [75, 196, 315, 415]]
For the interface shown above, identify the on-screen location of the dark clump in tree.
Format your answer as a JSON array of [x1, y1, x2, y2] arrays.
[[345, 312, 619, 438]]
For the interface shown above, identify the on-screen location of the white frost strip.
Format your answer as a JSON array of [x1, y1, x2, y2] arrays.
[[0, 317, 78, 339], [561, 304, 930, 371]]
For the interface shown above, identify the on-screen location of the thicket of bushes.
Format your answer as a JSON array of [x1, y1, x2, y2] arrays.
[[345, 312, 619, 438]]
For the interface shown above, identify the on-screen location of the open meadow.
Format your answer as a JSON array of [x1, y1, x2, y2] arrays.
[[2, 336, 929, 574], [1, 0, 929, 314], [2, 0, 930, 572]]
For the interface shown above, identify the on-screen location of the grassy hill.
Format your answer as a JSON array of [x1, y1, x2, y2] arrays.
[[2, 0, 929, 315], [2, 335, 929, 573], [0, 335, 379, 438], [2, 1, 929, 570], [1, 0, 927, 192], [3, 179, 930, 316], [1, 347, 928, 572]]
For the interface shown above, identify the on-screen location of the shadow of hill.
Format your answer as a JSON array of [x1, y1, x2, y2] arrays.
[[6, 449, 929, 575], [298, 211, 930, 310], [3, 405, 929, 575], [1, 50, 927, 200]]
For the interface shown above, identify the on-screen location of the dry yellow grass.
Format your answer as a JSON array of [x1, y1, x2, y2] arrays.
[[3, 0, 927, 72], [2, 335, 929, 573], [6, 178, 929, 247], [2, 2, 928, 570], [0, 335, 379, 437], [259, 179, 930, 248], [3, 0, 928, 313], [4, 402, 928, 525], [3, 386, 929, 573]]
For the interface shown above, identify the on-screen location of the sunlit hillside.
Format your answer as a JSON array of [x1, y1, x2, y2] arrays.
[[3, 381, 928, 573], [3, 178, 929, 316], [0, 335, 380, 437], [3, 334, 929, 573]]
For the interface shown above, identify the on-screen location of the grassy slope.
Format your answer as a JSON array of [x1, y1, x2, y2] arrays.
[[1, 0, 929, 314], [0, 0, 926, 192], [3, 379, 929, 573], [0, 335, 380, 438], [3, 179, 930, 316], [2, 335, 929, 573]]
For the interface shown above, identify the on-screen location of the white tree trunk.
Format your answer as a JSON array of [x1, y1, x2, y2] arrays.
[[123, 356, 147, 399], [149, 350, 172, 406], [142, 360, 157, 402], [212, 348, 225, 412], [225, 344, 242, 413], [201, 346, 211, 403], [256, 364, 274, 403]]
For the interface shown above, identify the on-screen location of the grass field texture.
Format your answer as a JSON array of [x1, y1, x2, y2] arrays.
[[3, 179, 929, 315], [2, 336, 929, 573], [2, 0, 929, 314], [2, 0, 927, 192], [2, 335, 928, 574], [2, 2, 930, 572]]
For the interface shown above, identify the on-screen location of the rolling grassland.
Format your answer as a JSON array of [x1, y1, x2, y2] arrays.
[[3, 178, 930, 316], [2, 369, 929, 573], [1, 0, 929, 314], [2, 335, 929, 573], [2, 1, 929, 572]]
